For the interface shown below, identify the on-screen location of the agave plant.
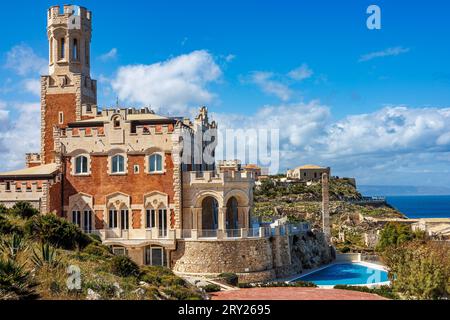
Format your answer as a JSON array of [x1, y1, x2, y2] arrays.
[[0, 233, 28, 261], [31, 243, 61, 269], [0, 258, 38, 300]]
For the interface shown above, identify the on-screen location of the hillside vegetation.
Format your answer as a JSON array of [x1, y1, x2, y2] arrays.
[[0, 202, 203, 300], [254, 177, 405, 252]]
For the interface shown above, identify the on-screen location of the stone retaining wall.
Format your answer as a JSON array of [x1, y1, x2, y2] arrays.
[[171, 238, 274, 276]]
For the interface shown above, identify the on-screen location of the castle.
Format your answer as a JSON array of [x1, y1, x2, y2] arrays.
[[0, 5, 324, 281]]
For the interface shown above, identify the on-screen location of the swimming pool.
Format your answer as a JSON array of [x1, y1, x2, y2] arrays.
[[294, 263, 389, 286]]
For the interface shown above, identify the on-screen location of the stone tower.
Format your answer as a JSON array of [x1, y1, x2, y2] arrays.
[[322, 172, 331, 243], [41, 5, 97, 164]]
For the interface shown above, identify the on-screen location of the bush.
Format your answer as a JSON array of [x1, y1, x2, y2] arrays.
[[0, 215, 22, 235], [217, 273, 238, 286], [25, 214, 92, 250], [201, 284, 221, 293], [0, 258, 39, 300], [162, 286, 202, 300], [88, 233, 102, 243], [10, 202, 39, 219], [0, 204, 8, 215], [237, 282, 253, 288], [340, 246, 351, 253], [139, 266, 186, 287], [334, 285, 399, 300], [382, 240, 450, 299], [82, 243, 112, 258], [110, 255, 140, 277], [376, 222, 415, 252]]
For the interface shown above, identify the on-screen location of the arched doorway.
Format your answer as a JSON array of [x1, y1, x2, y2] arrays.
[[201, 197, 218, 230], [225, 197, 239, 229]]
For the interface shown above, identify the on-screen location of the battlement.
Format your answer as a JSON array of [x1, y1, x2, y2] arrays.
[[100, 107, 156, 118], [48, 5, 92, 29], [25, 153, 42, 168], [61, 123, 175, 139], [184, 170, 255, 185]]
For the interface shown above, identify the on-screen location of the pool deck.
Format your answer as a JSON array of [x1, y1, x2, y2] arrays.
[[211, 287, 388, 300]]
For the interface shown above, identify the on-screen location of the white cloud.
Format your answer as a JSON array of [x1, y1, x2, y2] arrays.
[[288, 64, 313, 80], [111, 50, 222, 113], [23, 79, 41, 96], [4, 44, 47, 76], [99, 48, 118, 61], [359, 46, 410, 62], [0, 102, 40, 170], [249, 72, 292, 101], [213, 102, 450, 186], [225, 54, 236, 62], [0, 101, 9, 122], [323, 106, 450, 157]]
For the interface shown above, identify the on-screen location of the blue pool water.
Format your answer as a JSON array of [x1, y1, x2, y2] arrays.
[[296, 263, 389, 286]]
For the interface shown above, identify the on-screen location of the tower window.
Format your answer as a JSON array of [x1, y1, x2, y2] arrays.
[[60, 38, 65, 60], [73, 39, 78, 61], [85, 40, 90, 65], [50, 38, 54, 63]]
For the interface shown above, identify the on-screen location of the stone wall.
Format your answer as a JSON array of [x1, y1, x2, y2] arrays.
[[171, 238, 274, 278], [171, 231, 333, 282]]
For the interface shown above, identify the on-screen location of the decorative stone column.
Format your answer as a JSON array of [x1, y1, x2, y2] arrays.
[[322, 173, 331, 243]]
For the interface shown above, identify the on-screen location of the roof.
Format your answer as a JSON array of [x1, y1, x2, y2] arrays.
[[296, 164, 327, 170], [244, 164, 261, 169], [0, 163, 59, 178]]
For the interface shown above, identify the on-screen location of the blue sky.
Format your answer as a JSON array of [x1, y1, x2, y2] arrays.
[[1, 0, 450, 190]]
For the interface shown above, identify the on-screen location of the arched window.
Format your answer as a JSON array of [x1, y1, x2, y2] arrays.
[[226, 197, 239, 230], [149, 154, 163, 173], [113, 116, 121, 128], [202, 197, 219, 230], [50, 38, 54, 63], [75, 155, 88, 174], [112, 155, 125, 173], [73, 39, 78, 61], [60, 38, 65, 60]]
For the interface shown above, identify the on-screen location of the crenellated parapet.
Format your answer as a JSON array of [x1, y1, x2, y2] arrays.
[[184, 170, 255, 186]]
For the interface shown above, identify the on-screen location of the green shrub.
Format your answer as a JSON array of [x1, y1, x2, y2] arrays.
[[0, 258, 39, 300], [82, 243, 112, 258], [10, 202, 39, 219], [376, 222, 415, 252], [382, 240, 450, 299], [217, 272, 238, 286], [110, 255, 140, 277], [139, 266, 186, 287], [88, 233, 102, 243], [25, 214, 92, 250], [162, 286, 202, 300], [0, 204, 8, 215], [0, 215, 22, 235], [237, 282, 253, 288], [334, 285, 399, 300], [31, 243, 60, 269], [201, 284, 221, 292], [340, 246, 351, 253]]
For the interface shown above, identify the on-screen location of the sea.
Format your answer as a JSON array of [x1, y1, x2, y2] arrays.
[[385, 195, 450, 219]]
